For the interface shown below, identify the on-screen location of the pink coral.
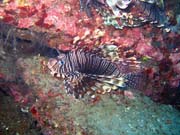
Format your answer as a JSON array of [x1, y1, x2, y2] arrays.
[[173, 63, 180, 74], [169, 75, 180, 88], [18, 17, 34, 28], [169, 52, 180, 64], [135, 39, 163, 61], [124, 91, 135, 99]]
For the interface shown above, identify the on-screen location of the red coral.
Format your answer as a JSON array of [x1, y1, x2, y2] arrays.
[[2, 14, 15, 23], [18, 6, 37, 17], [30, 105, 39, 116]]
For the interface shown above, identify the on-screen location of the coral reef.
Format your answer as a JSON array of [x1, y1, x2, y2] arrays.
[[0, 47, 180, 135], [0, 0, 180, 134]]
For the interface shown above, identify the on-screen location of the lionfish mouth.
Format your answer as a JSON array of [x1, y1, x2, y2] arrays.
[[47, 58, 60, 77], [47, 58, 58, 70]]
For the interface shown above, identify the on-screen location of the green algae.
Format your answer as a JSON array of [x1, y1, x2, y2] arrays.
[[0, 90, 41, 135]]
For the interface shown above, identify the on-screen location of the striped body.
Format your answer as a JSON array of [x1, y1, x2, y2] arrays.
[[107, 0, 167, 27], [47, 49, 144, 98]]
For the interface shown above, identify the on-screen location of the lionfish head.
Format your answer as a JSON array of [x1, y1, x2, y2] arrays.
[[47, 53, 66, 77], [47, 58, 59, 76], [47, 58, 58, 70], [47, 55, 65, 78]]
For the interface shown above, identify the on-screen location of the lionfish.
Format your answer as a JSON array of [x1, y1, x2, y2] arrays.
[[79, 0, 168, 27], [47, 45, 145, 98]]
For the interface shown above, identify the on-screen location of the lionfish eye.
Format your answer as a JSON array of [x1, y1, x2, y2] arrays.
[[58, 60, 64, 65]]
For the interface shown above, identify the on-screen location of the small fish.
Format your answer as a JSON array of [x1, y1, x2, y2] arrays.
[[47, 46, 145, 98]]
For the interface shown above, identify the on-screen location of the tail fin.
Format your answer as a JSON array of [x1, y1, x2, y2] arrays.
[[123, 72, 146, 90]]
